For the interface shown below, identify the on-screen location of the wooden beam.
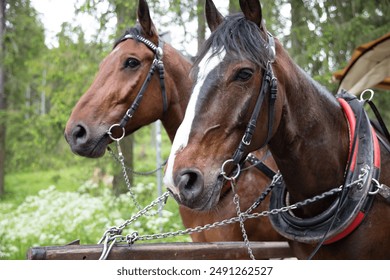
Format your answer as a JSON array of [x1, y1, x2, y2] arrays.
[[27, 242, 294, 260]]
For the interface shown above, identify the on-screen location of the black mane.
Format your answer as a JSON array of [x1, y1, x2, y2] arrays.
[[194, 13, 272, 70], [113, 25, 143, 49]]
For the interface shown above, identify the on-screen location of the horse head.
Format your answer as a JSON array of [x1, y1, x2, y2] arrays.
[[163, 0, 285, 210], [65, 0, 190, 158]]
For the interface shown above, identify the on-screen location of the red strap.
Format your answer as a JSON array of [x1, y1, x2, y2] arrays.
[[325, 99, 382, 245], [372, 127, 381, 168], [338, 98, 357, 171], [324, 211, 365, 244]]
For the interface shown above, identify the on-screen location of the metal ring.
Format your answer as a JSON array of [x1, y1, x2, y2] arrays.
[[221, 159, 241, 181], [369, 178, 382, 195], [107, 124, 125, 141], [359, 89, 374, 102]]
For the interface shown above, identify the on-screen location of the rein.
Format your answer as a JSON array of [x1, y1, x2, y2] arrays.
[[107, 34, 167, 141]]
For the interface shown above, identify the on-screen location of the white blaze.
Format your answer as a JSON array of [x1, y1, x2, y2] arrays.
[[163, 48, 226, 190], [110, 44, 122, 55]]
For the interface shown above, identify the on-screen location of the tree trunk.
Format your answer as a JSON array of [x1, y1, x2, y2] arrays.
[[197, 0, 206, 52], [0, 0, 6, 197]]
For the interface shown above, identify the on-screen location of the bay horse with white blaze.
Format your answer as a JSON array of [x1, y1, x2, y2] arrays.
[[64, 0, 283, 244], [163, 0, 390, 259]]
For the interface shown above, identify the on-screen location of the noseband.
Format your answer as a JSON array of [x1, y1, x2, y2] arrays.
[[107, 34, 168, 141]]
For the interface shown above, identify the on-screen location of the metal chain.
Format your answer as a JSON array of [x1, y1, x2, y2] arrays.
[[98, 191, 170, 259], [115, 140, 165, 216], [231, 179, 255, 260], [134, 175, 363, 239], [108, 146, 167, 176], [98, 171, 365, 260]]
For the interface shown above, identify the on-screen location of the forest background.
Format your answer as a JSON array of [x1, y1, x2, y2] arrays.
[[0, 0, 389, 259]]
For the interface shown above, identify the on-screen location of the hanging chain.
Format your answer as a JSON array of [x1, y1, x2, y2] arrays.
[[115, 140, 165, 216], [231, 179, 255, 260], [108, 146, 167, 176]]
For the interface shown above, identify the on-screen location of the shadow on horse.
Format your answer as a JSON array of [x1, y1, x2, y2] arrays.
[[64, 0, 283, 245], [163, 0, 390, 259]]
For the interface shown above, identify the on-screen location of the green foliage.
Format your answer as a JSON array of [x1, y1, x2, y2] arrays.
[[4, 0, 46, 108], [5, 19, 108, 172], [286, 0, 390, 91], [0, 179, 187, 259]]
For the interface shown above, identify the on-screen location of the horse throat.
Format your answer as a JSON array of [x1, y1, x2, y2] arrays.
[[160, 44, 192, 142]]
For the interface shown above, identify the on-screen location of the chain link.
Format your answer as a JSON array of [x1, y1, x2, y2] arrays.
[[231, 179, 255, 260], [98, 171, 365, 260], [108, 146, 167, 176], [114, 140, 166, 216]]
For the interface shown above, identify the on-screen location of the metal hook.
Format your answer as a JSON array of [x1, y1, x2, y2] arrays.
[[369, 178, 382, 195]]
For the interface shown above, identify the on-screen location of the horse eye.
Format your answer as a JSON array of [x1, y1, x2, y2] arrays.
[[124, 58, 140, 69], [235, 68, 253, 81]]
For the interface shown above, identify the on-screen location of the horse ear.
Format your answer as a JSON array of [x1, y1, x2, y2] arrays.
[[239, 0, 262, 27], [137, 0, 158, 39], [205, 0, 224, 31]]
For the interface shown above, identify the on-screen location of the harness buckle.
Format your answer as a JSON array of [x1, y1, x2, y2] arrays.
[[241, 134, 251, 146]]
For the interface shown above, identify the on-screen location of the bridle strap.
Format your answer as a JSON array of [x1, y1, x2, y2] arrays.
[[157, 60, 168, 113], [114, 34, 167, 130], [232, 62, 277, 165], [119, 60, 159, 127]]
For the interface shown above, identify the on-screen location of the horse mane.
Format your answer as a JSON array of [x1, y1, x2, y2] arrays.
[[194, 13, 272, 70], [113, 25, 144, 49]]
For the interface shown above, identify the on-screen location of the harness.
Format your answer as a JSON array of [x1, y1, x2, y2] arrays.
[[269, 91, 381, 245], [107, 33, 168, 141]]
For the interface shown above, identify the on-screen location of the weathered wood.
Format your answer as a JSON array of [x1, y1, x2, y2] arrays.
[[27, 242, 294, 260]]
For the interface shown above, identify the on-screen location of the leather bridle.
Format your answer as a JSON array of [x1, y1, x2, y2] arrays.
[[107, 34, 167, 141], [221, 32, 278, 179]]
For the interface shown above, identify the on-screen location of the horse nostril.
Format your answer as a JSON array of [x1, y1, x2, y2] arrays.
[[176, 169, 204, 204], [72, 124, 88, 144], [183, 173, 197, 189]]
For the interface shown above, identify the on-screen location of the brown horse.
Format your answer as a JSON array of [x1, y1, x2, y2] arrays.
[[65, 0, 283, 244], [164, 0, 390, 259]]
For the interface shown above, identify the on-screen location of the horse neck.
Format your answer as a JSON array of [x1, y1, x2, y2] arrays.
[[160, 44, 192, 142], [269, 46, 350, 206]]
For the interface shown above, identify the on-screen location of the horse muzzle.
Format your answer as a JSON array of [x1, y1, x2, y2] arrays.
[[167, 168, 223, 211], [64, 122, 109, 158]]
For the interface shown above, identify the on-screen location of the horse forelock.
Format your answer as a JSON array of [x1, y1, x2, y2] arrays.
[[195, 13, 271, 72], [113, 25, 143, 49]]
